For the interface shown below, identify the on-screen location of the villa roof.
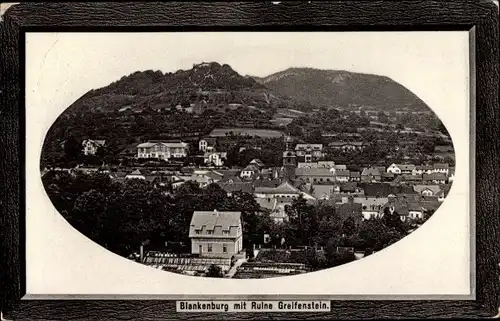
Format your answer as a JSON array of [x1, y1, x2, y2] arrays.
[[249, 159, 265, 167], [397, 164, 416, 171], [423, 173, 447, 181], [383, 200, 422, 216], [254, 181, 300, 195], [361, 167, 381, 177], [217, 182, 253, 194], [83, 139, 106, 146], [137, 141, 188, 148], [433, 163, 450, 169], [295, 143, 323, 150], [350, 171, 361, 178], [336, 170, 350, 177], [413, 185, 442, 195]]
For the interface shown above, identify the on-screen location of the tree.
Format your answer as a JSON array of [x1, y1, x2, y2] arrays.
[[378, 112, 389, 123], [341, 217, 357, 237], [205, 264, 224, 277]]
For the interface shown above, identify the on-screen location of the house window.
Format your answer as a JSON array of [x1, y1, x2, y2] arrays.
[[207, 230, 213, 235], [208, 244, 212, 252], [195, 230, 200, 235], [223, 244, 227, 253], [223, 230, 230, 235], [199, 244, 203, 253]]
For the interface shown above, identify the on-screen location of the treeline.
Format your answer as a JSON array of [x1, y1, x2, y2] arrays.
[[269, 197, 412, 252], [42, 172, 414, 268], [42, 171, 272, 257]]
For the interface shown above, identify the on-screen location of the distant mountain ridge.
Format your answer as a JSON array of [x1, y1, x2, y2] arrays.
[[65, 63, 430, 116], [251, 67, 429, 112], [65, 62, 294, 115]]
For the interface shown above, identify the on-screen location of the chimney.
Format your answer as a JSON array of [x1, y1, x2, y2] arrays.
[[139, 244, 144, 263], [213, 209, 218, 216]]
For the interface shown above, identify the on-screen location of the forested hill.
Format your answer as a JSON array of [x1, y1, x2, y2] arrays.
[[64, 62, 310, 116], [252, 67, 430, 112]]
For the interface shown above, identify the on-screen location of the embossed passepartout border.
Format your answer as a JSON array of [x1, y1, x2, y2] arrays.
[[1, 2, 499, 320]]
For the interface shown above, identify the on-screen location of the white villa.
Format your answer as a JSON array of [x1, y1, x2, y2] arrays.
[[189, 210, 243, 259], [82, 139, 105, 156], [136, 141, 188, 160]]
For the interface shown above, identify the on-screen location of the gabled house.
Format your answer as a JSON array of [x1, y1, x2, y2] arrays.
[[189, 210, 243, 258], [82, 139, 105, 156], [254, 181, 315, 200], [335, 170, 350, 182], [388, 163, 415, 175], [203, 151, 227, 167], [361, 167, 382, 183], [249, 158, 265, 168], [386, 163, 401, 174], [295, 143, 324, 162], [217, 181, 254, 196], [240, 164, 260, 179], [399, 164, 416, 175], [295, 167, 336, 184], [339, 182, 361, 194], [187, 171, 221, 188], [381, 198, 424, 222], [350, 171, 361, 182], [126, 169, 146, 180], [198, 137, 217, 152]]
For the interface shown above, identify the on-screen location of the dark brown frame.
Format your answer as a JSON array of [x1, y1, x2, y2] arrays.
[[1, 1, 499, 319]]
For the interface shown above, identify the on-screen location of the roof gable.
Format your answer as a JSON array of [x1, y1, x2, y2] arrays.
[[189, 211, 241, 233]]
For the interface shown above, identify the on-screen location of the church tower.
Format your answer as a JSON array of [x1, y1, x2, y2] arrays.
[[282, 135, 296, 181]]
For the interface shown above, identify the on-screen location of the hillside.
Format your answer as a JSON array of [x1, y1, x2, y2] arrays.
[[65, 62, 305, 116], [253, 67, 430, 112]]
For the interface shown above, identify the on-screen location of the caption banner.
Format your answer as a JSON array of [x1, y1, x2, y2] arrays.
[[176, 301, 331, 312]]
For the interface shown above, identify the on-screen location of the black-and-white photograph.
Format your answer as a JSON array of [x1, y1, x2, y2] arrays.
[[36, 32, 459, 280]]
